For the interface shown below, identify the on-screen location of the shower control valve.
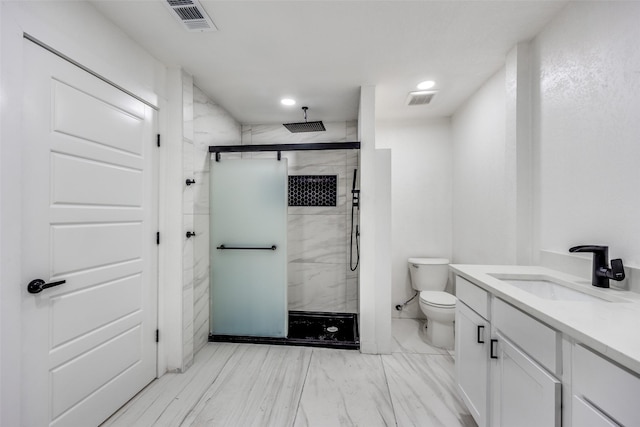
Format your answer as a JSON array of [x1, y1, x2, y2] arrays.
[[352, 189, 360, 208]]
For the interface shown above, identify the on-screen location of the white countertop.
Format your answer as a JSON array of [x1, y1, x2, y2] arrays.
[[450, 264, 640, 375]]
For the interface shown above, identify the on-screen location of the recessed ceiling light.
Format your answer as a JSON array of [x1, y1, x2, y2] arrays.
[[417, 80, 435, 90], [281, 98, 296, 106]]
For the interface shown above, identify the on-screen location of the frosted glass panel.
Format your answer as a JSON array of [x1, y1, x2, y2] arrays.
[[210, 159, 288, 337]]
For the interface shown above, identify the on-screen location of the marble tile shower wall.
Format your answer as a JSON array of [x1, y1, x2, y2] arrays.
[[241, 123, 359, 313], [192, 85, 242, 354], [182, 72, 195, 370]]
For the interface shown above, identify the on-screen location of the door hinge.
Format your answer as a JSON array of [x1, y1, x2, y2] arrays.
[[156, 231, 160, 245], [155, 329, 159, 343], [157, 134, 161, 147]]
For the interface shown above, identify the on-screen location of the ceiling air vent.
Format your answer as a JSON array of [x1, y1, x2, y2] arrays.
[[406, 90, 437, 106], [164, 0, 217, 32]]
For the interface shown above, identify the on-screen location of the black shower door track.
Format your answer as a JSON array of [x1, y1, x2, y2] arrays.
[[209, 142, 360, 161]]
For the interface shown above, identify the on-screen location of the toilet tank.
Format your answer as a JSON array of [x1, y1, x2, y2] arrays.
[[408, 258, 450, 291]]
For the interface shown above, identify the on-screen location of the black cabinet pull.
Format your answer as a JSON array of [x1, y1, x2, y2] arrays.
[[477, 325, 485, 344], [27, 278, 66, 294], [490, 339, 498, 359]]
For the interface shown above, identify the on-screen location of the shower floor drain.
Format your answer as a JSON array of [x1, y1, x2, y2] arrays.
[[326, 326, 339, 333]]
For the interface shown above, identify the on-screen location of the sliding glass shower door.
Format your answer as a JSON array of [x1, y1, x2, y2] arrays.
[[210, 158, 288, 337]]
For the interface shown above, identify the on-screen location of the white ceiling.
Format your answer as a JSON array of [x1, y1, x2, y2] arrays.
[[91, 0, 567, 125]]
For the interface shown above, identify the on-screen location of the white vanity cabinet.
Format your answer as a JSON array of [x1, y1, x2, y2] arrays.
[[455, 299, 490, 427], [455, 276, 562, 427], [452, 265, 640, 427], [572, 344, 640, 426]]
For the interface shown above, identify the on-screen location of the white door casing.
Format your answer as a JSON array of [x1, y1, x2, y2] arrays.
[[21, 39, 158, 426]]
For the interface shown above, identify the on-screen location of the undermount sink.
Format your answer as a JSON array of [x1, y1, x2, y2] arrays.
[[489, 274, 629, 303]]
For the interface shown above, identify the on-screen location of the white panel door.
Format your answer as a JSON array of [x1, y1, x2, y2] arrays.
[[20, 40, 158, 427]]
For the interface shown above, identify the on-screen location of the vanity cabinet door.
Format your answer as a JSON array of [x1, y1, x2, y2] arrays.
[[456, 301, 489, 427], [491, 332, 561, 427], [572, 396, 619, 427]]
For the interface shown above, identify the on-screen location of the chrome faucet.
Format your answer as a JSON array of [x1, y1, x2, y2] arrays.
[[569, 245, 625, 288]]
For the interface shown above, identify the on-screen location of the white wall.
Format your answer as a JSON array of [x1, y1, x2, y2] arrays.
[[359, 85, 392, 354], [376, 119, 452, 318], [531, 1, 640, 278], [0, 2, 167, 425], [450, 2, 640, 293], [452, 68, 513, 265]]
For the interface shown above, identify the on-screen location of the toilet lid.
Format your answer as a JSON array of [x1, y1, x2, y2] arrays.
[[420, 291, 457, 307]]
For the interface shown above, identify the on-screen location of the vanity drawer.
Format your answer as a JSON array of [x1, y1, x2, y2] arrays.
[[456, 276, 489, 319], [492, 298, 560, 375], [573, 344, 640, 427]]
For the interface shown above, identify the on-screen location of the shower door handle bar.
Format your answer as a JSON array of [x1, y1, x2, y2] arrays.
[[216, 244, 277, 251]]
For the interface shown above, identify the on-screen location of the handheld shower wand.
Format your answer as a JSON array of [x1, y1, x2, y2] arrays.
[[350, 169, 360, 272]]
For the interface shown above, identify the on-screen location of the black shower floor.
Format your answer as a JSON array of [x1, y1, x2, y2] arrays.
[[209, 311, 359, 350]]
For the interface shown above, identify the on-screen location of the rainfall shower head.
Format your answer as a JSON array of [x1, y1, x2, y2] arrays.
[[283, 107, 326, 133]]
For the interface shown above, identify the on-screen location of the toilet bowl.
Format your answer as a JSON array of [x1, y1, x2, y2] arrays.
[[419, 291, 456, 349], [408, 258, 457, 349]]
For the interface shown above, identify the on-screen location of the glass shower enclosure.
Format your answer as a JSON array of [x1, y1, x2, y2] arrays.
[[210, 158, 288, 337]]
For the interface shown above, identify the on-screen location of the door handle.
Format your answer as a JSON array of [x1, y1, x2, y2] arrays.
[[27, 278, 66, 294], [490, 339, 498, 359], [477, 325, 485, 344]]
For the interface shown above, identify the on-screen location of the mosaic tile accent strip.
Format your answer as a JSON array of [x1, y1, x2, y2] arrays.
[[289, 175, 337, 207]]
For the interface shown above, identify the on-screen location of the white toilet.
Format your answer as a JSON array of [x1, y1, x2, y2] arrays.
[[408, 257, 457, 349]]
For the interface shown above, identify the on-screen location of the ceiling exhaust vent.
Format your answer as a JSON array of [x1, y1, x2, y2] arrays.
[[164, 0, 217, 32], [406, 90, 437, 106]]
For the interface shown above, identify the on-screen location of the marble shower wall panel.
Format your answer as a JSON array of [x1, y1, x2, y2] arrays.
[[288, 263, 347, 312], [181, 72, 195, 369], [346, 278, 358, 313], [183, 141, 195, 215], [288, 215, 347, 264], [193, 214, 210, 352], [192, 85, 242, 353], [244, 122, 351, 145], [242, 123, 359, 313], [193, 86, 241, 150], [183, 146, 195, 370], [183, 71, 194, 143], [193, 171, 209, 215]]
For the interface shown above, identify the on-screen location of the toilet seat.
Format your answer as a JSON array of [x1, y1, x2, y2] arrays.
[[419, 291, 456, 308]]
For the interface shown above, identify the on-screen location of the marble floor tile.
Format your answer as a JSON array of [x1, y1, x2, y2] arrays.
[[102, 344, 238, 427], [182, 344, 312, 427], [391, 318, 449, 355], [382, 353, 477, 427], [104, 328, 472, 427], [293, 348, 395, 427]]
